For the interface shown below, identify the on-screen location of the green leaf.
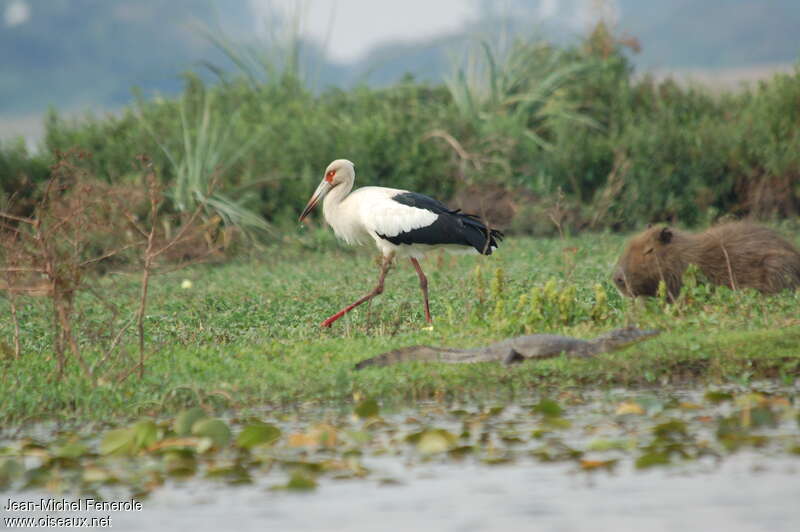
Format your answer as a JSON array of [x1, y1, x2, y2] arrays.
[[486, 406, 505, 417], [0, 458, 24, 487], [192, 418, 232, 448], [236, 423, 281, 449], [345, 430, 371, 445], [285, 471, 317, 491], [416, 429, 457, 455], [164, 451, 197, 477], [704, 390, 733, 403], [532, 398, 564, 418], [54, 442, 90, 459], [132, 420, 158, 450], [652, 420, 688, 440], [99, 428, 136, 456], [635, 452, 671, 469], [206, 463, 252, 485], [750, 406, 777, 429], [354, 398, 379, 419], [82, 467, 113, 484], [174, 408, 207, 437]]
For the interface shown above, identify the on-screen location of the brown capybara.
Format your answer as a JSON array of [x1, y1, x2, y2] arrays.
[[613, 222, 800, 298]]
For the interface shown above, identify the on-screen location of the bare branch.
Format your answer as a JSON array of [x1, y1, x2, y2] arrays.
[[120, 210, 150, 239], [79, 242, 144, 267], [0, 267, 47, 273], [150, 203, 207, 259], [0, 212, 35, 224], [91, 314, 137, 376]]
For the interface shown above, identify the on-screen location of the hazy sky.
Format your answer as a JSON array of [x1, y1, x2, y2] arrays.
[[247, 0, 613, 63], [249, 0, 480, 62]]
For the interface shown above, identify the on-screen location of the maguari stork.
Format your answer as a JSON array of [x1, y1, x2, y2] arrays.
[[299, 159, 503, 327]]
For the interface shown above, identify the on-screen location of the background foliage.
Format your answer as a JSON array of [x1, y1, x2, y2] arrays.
[[2, 25, 800, 237]]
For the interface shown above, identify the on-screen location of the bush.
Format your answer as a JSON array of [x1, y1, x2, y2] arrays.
[[0, 138, 51, 217], [3, 26, 799, 237]]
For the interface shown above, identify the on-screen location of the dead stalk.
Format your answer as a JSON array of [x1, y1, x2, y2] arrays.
[[591, 151, 629, 228], [7, 286, 21, 359], [423, 129, 482, 181], [548, 188, 566, 240], [134, 164, 161, 380], [720, 242, 738, 291]]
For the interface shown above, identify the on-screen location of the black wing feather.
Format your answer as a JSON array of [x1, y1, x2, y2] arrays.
[[376, 192, 503, 255]]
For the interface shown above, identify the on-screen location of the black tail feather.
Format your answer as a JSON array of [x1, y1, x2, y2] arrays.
[[459, 212, 504, 255]]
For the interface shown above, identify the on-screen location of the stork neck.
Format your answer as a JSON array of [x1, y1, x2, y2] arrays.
[[322, 179, 353, 218]]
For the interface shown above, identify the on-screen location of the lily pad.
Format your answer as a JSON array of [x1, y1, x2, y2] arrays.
[[416, 429, 457, 455], [283, 471, 317, 491], [99, 428, 137, 456], [82, 466, 114, 484], [287, 424, 338, 448], [636, 452, 671, 468], [580, 458, 618, 471], [354, 398, 380, 419], [54, 441, 90, 459], [132, 420, 158, 450], [163, 450, 198, 477], [192, 418, 232, 448], [532, 398, 563, 418], [236, 423, 281, 449], [0, 458, 24, 487], [652, 420, 688, 439], [704, 391, 733, 403], [174, 408, 208, 436], [615, 401, 645, 416]]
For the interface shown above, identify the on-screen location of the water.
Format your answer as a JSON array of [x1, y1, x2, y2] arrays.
[[8, 452, 798, 531], [4, 388, 799, 531], [108, 456, 800, 531]]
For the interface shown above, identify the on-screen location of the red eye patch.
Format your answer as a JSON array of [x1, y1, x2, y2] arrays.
[[325, 170, 335, 182]]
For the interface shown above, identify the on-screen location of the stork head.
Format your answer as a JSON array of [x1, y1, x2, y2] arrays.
[[299, 159, 355, 222]]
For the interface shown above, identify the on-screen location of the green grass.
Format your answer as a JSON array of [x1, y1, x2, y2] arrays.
[[2, 231, 799, 426]]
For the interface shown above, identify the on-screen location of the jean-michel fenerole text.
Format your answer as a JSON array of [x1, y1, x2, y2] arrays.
[[4, 498, 143, 512]]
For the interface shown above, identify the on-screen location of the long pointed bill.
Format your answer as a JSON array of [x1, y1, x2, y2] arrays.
[[299, 180, 332, 222]]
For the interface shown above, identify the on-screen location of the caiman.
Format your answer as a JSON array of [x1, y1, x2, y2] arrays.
[[354, 327, 660, 370]]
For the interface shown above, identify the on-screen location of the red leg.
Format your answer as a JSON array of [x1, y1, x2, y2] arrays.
[[410, 258, 432, 323], [322, 254, 393, 328]]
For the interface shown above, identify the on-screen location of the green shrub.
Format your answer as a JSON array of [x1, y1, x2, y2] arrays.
[[3, 26, 799, 238], [0, 138, 51, 216]]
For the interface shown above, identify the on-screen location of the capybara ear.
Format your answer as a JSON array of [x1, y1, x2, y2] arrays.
[[647, 222, 653, 229], [659, 227, 673, 244]]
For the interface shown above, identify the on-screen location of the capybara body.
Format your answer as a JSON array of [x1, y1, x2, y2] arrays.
[[613, 222, 800, 298]]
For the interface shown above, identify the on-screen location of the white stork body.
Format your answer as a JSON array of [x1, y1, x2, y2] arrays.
[[299, 159, 502, 327]]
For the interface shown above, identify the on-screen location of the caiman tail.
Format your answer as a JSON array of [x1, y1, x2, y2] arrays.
[[354, 345, 468, 370]]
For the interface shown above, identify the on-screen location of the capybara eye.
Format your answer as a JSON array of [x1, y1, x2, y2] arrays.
[[644, 248, 654, 255]]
